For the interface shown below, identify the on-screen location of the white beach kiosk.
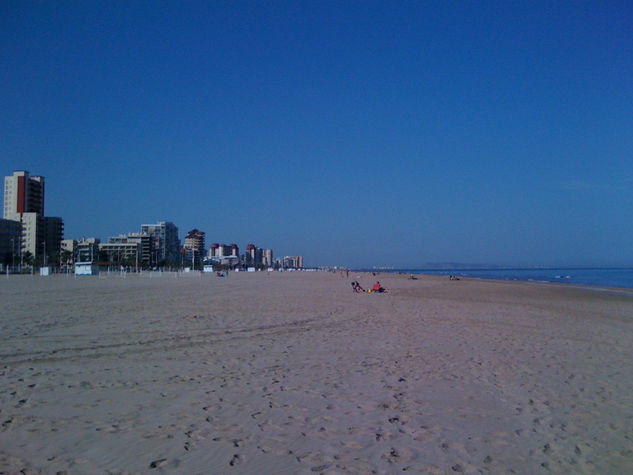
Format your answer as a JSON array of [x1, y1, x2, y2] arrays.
[[75, 262, 99, 276]]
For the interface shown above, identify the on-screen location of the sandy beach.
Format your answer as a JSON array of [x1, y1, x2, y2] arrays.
[[1, 271, 632, 474]]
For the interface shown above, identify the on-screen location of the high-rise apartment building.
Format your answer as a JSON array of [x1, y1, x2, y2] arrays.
[[184, 229, 205, 253], [281, 256, 304, 269], [141, 221, 180, 265], [184, 229, 205, 266], [0, 218, 21, 267], [209, 243, 239, 258], [245, 244, 264, 267], [3, 171, 63, 263], [3, 171, 45, 219], [19, 212, 43, 258], [43, 216, 64, 264], [263, 249, 273, 267]]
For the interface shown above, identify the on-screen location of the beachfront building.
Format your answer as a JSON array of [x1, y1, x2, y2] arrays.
[[209, 243, 239, 258], [263, 248, 273, 267], [281, 255, 304, 269], [60, 239, 75, 255], [0, 218, 21, 268], [244, 244, 263, 267], [3, 170, 63, 264], [99, 240, 142, 268], [11, 213, 63, 265], [4, 171, 44, 262], [141, 221, 180, 265], [207, 243, 240, 268], [127, 233, 153, 267], [3, 170, 45, 219], [43, 216, 64, 265], [18, 212, 43, 259], [60, 239, 76, 270], [103, 233, 153, 268], [75, 238, 100, 263], [184, 229, 205, 267]]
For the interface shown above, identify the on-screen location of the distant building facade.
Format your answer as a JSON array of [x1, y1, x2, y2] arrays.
[[126, 233, 153, 267], [0, 218, 21, 267], [3, 170, 45, 219], [75, 238, 100, 263], [244, 244, 263, 267], [60, 239, 76, 266], [209, 243, 239, 258], [101, 233, 153, 267], [263, 248, 273, 267], [281, 256, 304, 269], [207, 242, 240, 268], [3, 171, 63, 264], [60, 239, 75, 255], [18, 212, 43, 258], [99, 240, 141, 266], [184, 229, 205, 265], [141, 221, 180, 265], [43, 216, 64, 264], [185, 229, 205, 254]]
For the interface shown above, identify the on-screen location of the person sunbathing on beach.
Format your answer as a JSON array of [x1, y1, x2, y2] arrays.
[[351, 281, 365, 293], [372, 281, 387, 293]]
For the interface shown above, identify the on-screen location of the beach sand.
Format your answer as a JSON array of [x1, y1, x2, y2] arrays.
[[1, 271, 632, 474]]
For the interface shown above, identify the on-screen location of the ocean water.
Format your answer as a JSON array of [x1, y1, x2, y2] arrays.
[[395, 268, 633, 289]]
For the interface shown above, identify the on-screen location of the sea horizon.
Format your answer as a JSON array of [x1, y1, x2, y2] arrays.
[[362, 266, 633, 290]]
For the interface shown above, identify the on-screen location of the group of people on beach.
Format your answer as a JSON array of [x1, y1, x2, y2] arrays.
[[351, 280, 387, 293]]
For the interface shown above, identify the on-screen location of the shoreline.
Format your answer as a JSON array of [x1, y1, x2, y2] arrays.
[[365, 267, 633, 291], [5, 266, 633, 292], [2, 272, 632, 473]]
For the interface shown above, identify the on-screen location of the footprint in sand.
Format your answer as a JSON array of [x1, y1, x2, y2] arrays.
[[15, 398, 28, 408], [2, 417, 13, 430], [149, 458, 167, 469]]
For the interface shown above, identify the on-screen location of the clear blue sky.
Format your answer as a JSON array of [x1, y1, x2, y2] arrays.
[[2, 1, 632, 268]]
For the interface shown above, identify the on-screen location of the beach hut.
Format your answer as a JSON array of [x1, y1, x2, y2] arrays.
[[75, 262, 99, 276]]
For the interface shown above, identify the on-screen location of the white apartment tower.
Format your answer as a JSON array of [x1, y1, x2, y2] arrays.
[[263, 249, 273, 267]]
